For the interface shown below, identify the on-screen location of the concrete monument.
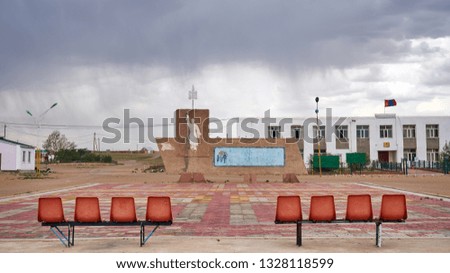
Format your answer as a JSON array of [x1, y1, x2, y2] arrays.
[[157, 109, 308, 176]]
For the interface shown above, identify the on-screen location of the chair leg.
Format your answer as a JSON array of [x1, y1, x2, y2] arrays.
[[140, 225, 144, 247], [376, 222, 382, 247], [70, 225, 75, 246], [50, 226, 70, 247], [67, 225, 71, 247], [142, 225, 160, 246], [296, 222, 302, 246]]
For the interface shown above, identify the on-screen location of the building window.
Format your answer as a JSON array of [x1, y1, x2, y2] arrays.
[[403, 125, 416, 138], [356, 125, 369, 139], [291, 125, 303, 139], [28, 151, 31, 163], [426, 124, 439, 138], [313, 126, 326, 139], [335, 125, 348, 140], [22, 151, 26, 163], [427, 149, 439, 162], [313, 149, 326, 155], [380, 125, 393, 138], [404, 149, 416, 161], [268, 126, 281, 138]]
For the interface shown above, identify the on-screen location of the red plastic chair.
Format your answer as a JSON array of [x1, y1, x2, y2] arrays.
[[345, 194, 373, 221], [275, 195, 303, 246], [275, 196, 302, 223], [379, 194, 407, 221], [309, 195, 336, 222], [38, 197, 66, 223], [110, 197, 137, 222], [376, 194, 407, 247], [38, 197, 71, 247], [75, 197, 102, 222], [146, 196, 173, 223]]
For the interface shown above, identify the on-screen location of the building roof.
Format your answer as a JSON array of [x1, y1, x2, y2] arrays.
[[0, 137, 35, 149]]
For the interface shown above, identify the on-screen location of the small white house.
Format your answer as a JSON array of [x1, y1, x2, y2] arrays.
[[0, 137, 35, 171]]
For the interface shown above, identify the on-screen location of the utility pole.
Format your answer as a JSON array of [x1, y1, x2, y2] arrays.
[[315, 97, 322, 177], [3, 124, 6, 138], [93, 132, 98, 152], [93, 132, 101, 152]]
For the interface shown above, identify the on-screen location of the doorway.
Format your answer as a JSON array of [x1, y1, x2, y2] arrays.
[[378, 151, 389, 163]]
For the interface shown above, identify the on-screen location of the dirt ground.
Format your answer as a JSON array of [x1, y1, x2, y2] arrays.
[[1, 161, 448, 198], [1, 237, 449, 253], [0, 161, 449, 253]]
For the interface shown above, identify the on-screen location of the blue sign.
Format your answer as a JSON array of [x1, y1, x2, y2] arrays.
[[214, 147, 285, 167]]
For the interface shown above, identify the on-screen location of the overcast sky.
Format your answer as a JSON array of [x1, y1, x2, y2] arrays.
[[1, 0, 449, 150]]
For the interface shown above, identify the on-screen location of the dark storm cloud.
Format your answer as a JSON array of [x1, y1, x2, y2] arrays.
[[2, 0, 450, 89]]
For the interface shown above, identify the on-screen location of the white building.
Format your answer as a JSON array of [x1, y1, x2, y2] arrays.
[[0, 137, 35, 171], [225, 113, 450, 167]]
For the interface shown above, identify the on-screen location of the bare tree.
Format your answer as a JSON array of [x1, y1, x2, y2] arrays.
[[43, 130, 76, 154]]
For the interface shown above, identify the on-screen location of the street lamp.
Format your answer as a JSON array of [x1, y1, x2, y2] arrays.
[[315, 97, 322, 177], [26, 102, 58, 175]]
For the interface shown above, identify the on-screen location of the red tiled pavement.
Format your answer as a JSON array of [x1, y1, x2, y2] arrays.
[[0, 181, 449, 241]]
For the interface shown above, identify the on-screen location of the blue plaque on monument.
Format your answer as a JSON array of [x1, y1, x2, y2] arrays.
[[214, 147, 285, 167]]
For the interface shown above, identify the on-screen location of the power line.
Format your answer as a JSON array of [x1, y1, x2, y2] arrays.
[[0, 118, 232, 130], [0, 121, 167, 129]]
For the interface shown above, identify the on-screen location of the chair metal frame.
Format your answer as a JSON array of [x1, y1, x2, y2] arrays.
[[39, 196, 173, 247], [275, 194, 407, 247]]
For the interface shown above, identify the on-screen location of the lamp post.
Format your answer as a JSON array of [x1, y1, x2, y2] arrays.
[[26, 102, 58, 175], [315, 97, 322, 177]]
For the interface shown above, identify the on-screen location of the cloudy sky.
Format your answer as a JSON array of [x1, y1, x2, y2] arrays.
[[1, 0, 449, 150]]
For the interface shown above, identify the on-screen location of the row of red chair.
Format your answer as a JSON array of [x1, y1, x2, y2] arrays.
[[275, 194, 407, 247], [39, 194, 407, 248], [38, 196, 173, 247]]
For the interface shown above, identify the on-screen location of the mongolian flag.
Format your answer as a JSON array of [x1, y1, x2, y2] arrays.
[[384, 99, 397, 107]]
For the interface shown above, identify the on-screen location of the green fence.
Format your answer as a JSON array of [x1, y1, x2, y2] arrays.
[[346, 153, 366, 174], [442, 156, 449, 174], [374, 159, 450, 175], [313, 155, 340, 169], [406, 158, 449, 174], [372, 161, 403, 172], [312, 154, 449, 175]]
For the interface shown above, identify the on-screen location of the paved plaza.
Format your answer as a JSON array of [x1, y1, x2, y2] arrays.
[[0, 179, 449, 252]]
